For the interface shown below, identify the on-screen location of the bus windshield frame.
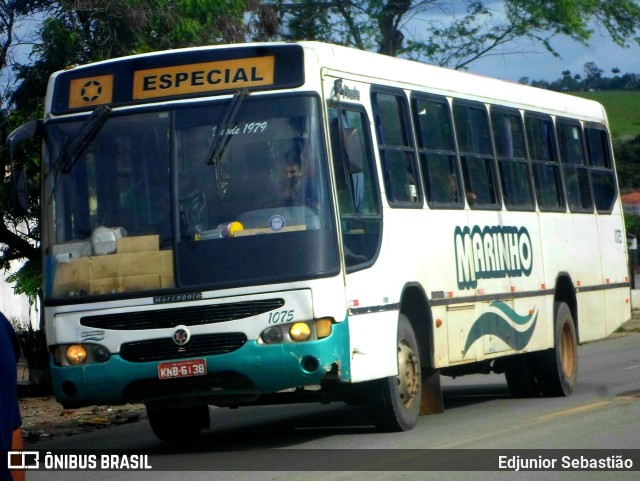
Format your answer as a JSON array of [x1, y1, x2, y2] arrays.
[[42, 93, 340, 301]]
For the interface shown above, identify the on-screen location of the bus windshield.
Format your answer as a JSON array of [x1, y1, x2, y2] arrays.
[[43, 94, 339, 299]]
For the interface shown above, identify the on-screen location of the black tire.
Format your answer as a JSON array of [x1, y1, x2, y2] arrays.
[[536, 302, 578, 397], [146, 404, 210, 442], [369, 314, 422, 432], [504, 353, 541, 398]]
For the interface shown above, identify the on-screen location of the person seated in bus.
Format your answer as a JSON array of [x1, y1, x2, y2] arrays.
[[265, 149, 319, 210], [465, 189, 477, 206]]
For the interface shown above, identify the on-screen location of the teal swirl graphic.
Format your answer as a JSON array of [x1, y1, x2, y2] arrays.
[[463, 301, 538, 355]]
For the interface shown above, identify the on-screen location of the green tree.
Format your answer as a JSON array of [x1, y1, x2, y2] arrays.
[[271, 0, 640, 69], [615, 134, 640, 190], [13, 0, 248, 109], [3, 0, 248, 300], [1, 1, 50, 300], [583, 61, 604, 90]]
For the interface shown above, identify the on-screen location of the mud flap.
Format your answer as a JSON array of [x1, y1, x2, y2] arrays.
[[420, 367, 444, 415]]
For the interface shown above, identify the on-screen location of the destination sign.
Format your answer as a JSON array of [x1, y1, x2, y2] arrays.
[[132, 56, 275, 99], [52, 45, 304, 114]]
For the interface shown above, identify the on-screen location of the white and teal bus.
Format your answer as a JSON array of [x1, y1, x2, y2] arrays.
[[8, 42, 631, 440]]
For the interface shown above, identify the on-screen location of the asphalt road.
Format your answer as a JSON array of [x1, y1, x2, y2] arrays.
[[26, 332, 640, 481]]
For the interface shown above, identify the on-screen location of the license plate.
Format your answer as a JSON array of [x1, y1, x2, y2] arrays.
[[157, 359, 207, 380]]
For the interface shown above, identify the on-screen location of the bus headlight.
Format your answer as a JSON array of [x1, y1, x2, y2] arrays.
[[258, 318, 335, 345], [289, 322, 311, 342], [66, 345, 87, 365], [91, 344, 111, 363], [53, 344, 112, 366], [261, 326, 283, 344]]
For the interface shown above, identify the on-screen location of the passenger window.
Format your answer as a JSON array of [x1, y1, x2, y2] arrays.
[[557, 119, 593, 212], [453, 101, 499, 208], [526, 114, 564, 211], [586, 126, 617, 213], [492, 108, 533, 209], [412, 95, 462, 207], [329, 106, 382, 271], [372, 90, 421, 205]]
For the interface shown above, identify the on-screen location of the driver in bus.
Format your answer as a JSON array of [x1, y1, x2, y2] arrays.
[[278, 153, 305, 205], [267, 147, 319, 210]]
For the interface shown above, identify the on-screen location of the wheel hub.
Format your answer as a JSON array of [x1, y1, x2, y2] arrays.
[[560, 323, 575, 378], [397, 340, 421, 408]]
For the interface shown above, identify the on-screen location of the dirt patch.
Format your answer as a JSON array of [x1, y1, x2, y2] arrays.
[[18, 387, 146, 445]]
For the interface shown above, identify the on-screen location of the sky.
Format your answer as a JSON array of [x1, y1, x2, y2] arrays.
[[468, 32, 640, 83], [5, 8, 640, 90]]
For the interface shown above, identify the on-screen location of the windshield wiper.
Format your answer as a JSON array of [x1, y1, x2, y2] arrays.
[[54, 105, 111, 173], [47, 105, 111, 206], [205, 89, 248, 199]]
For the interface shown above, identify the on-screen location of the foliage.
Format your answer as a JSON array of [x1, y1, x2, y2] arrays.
[[523, 63, 640, 92], [2, 0, 248, 304], [12, 0, 248, 110], [615, 135, 640, 190], [266, 1, 640, 68], [6, 259, 42, 303], [13, 318, 49, 369], [625, 212, 640, 243], [0, 2, 50, 308]]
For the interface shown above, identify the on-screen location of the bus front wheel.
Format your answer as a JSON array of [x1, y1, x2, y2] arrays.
[[369, 314, 422, 432], [537, 302, 578, 397], [146, 404, 210, 442]]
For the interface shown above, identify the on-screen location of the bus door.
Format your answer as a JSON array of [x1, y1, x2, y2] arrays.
[[323, 75, 396, 382]]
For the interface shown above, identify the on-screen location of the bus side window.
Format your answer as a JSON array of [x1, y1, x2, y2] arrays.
[[491, 108, 534, 210], [412, 94, 463, 208], [586, 126, 617, 213], [453, 101, 499, 208], [371, 90, 421, 206], [328, 106, 382, 271], [557, 119, 593, 213], [526, 114, 565, 211]]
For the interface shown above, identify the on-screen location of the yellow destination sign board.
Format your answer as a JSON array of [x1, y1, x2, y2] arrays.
[[133, 56, 275, 100]]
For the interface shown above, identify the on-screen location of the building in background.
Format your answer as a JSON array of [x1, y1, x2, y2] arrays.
[[622, 191, 640, 215]]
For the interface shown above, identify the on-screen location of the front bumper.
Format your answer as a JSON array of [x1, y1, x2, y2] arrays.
[[51, 320, 350, 408]]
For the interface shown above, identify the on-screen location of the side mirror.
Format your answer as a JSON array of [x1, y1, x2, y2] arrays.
[[343, 127, 363, 174], [11, 167, 28, 216], [7, 120, 41, 156], [6, 120, 41, 216]]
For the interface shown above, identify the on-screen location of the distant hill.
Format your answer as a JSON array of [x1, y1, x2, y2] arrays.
[[569, 91, 640, 139]]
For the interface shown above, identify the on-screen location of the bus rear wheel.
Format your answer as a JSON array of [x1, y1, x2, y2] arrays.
[[504, 353, 540, 397], [537, 302, 578, 397], [146, 404, 210, 442], [370, 314, 422, 432]]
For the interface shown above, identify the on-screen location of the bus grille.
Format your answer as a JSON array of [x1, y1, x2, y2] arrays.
[[80, 298, 284, 330], [119, 333, 247, 362]]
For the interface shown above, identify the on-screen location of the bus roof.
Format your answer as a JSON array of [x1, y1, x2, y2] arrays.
[[298, 41, 607, 123], [47, 41, 607, 124]]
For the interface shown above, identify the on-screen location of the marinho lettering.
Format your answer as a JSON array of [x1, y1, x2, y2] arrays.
[[454, 225, 533, 290]]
